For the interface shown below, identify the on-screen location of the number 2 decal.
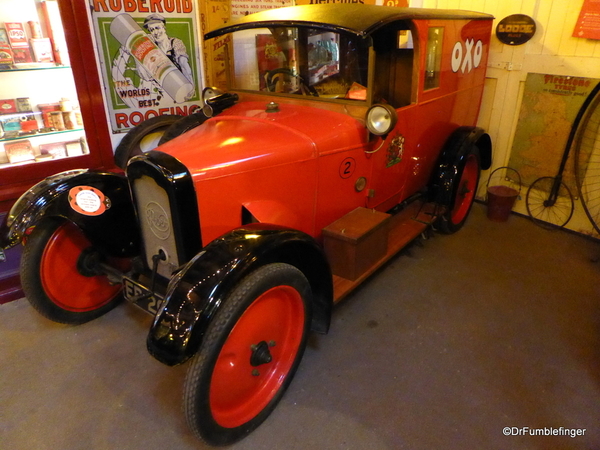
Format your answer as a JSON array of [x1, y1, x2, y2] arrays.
[[339, 157, 356, 179]]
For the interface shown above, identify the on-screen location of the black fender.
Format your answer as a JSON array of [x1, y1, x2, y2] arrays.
[[0, 169, 139, 258], [147, 224, 333, 366], [431, 126, 492, 206]]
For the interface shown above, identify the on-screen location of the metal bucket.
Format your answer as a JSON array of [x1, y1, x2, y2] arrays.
[[486, 167, 521, 222]]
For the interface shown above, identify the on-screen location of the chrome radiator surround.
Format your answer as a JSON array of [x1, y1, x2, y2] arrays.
[[126, 151, 202, 278]]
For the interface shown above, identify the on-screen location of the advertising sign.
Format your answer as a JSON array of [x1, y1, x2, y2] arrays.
[[496, 14, 536, 46], [90, 0, 202, 133], [574, 0, 600, 40], [509, 73, 600, 190]]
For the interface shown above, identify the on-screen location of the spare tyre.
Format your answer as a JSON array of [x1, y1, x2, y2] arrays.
[[113, 115, 183, 169]]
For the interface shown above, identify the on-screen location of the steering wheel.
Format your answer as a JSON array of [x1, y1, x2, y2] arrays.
[[265, 68, 319, 97]]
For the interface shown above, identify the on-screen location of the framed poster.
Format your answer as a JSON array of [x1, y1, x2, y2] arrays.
[[508, 73, 600, 191], [90, 2, 203, 132]]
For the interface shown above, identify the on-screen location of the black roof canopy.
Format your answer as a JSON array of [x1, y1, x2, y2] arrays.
[[204, 4, 493, 40]]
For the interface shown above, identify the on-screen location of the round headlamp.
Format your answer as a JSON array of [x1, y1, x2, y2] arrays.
[[366, 104, 398, 136], [202, 87, 222, 103]]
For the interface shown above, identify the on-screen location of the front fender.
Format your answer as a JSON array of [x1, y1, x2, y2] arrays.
[[147, 224, 333, 366], [0, 169, 139, 258]]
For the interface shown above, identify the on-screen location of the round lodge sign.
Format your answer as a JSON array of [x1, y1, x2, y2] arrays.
[[496, 14, 536, 46]]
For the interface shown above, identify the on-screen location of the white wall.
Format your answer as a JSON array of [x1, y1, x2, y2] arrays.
[[415, 0, 600, 236]]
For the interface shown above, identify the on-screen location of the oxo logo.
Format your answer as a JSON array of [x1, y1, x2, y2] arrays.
[[451, 39, 484, 74]]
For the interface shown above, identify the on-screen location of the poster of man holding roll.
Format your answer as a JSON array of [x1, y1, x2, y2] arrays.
[[91, 3, 202, 132]]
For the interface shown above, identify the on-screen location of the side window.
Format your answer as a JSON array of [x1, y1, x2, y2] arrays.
[[373, 27, 414, 108], [425, 27, 443, 90]]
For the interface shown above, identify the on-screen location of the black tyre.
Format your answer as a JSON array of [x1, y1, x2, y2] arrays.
[[438, 151, 481, 234], [574, 82, 600, 233], [21, 217, 124, 324], [157, 111, 210, 146], [183, 263, 312, 446], [525, 177, 574, 229], [114, 115, 182, 169]]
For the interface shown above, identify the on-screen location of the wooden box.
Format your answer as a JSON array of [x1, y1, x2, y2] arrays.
[[323, 207, 390, 281]]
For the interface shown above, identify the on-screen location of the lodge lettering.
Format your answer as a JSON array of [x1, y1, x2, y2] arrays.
[[92, 0, 193, 13], [497, 24, 534, 34]]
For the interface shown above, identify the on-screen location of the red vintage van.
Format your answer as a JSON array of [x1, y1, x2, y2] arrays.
[[0, 4, 493, 445]]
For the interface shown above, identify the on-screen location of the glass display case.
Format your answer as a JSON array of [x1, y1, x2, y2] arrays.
[[0, 67, 88, 169], [0, 0, 115, 303], [0, 0, 91, 171]]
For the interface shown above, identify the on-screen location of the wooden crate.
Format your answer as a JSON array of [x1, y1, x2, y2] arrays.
[[323, 207, 390, 281]]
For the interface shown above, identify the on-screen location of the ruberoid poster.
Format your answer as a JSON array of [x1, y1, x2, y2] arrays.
[[90, 0, 202, 132]]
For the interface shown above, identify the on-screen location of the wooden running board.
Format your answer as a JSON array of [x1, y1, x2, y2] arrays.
[[332, 201, 440, 304]]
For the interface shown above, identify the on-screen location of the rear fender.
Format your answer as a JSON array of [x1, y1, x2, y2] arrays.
[[431, 126, 492, 206], [0, 169, 139, 258], [147, 224, 333, 366]]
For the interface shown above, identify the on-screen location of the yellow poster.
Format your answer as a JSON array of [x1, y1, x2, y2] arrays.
[[200, 0, 231, 89]]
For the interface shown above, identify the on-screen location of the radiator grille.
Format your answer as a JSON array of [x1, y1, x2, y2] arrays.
[[133, 174, 180, 278]]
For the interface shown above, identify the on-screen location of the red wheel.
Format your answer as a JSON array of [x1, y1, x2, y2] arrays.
[[21, 217, 124, 324], [184, 263, 311, 446], [438, 151, 480, 234]]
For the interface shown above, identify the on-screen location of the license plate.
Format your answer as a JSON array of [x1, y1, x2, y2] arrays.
[[123, 278, 162, 315], [123, 278, 150, 301]]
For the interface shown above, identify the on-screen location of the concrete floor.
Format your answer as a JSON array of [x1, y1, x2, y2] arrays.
[[1, 203, 600, 450]]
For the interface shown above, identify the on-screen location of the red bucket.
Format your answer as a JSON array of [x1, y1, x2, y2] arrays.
[[486, 167, 521, 222]]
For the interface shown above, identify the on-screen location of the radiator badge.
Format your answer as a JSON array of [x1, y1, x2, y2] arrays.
[[68, 186, 111, 216], [146, 201, 170, 240]]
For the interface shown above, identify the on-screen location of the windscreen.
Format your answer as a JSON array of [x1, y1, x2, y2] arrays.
[[229, 27, 369, 100]]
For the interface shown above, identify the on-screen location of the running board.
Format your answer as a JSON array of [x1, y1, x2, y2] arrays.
[[323, 201, 441, 304]]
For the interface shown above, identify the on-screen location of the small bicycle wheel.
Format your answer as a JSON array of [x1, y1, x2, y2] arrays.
[[526, 177, 574, 229], [574, 82, 600, 234]]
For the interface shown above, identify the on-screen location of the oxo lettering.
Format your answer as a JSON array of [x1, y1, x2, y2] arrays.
[[451, 39, 483, 74]]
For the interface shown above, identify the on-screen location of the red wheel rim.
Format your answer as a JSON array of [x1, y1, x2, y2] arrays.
[[40, 222, 121, 312], [209, 285, 305, 428], [450, 154, 479, 225]]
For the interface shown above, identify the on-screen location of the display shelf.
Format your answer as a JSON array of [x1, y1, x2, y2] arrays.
[[0, 127, 83, 143], [0, 152, 84, 170], [0, 64, 70, 73]]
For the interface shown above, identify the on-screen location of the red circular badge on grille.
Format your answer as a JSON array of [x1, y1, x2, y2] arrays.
[[68, 186, 110, 216]]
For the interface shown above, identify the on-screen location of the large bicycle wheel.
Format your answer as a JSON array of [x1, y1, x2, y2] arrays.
[[574, 82, 600, 234], [526, 177, 574, 229]]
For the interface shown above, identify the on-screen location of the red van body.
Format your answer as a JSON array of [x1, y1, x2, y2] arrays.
[[0, 5, 493, 445]]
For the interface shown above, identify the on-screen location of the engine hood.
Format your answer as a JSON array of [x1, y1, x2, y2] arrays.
[[157, 100, 367, 181]]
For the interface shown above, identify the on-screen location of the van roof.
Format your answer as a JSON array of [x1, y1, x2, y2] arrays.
[[204, 4, 493, 40]]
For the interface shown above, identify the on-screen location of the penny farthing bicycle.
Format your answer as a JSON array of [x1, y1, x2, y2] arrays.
[[574, 82, 600, 234], [526, 82, 600, 229]]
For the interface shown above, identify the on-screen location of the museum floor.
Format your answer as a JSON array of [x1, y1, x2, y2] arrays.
[[1, 203, 599, 450]]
